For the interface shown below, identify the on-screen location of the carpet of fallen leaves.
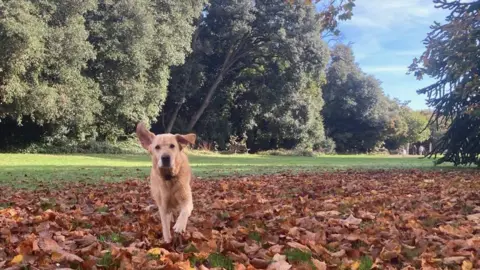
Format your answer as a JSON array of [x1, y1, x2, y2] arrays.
[[1, 170, 480, 270]]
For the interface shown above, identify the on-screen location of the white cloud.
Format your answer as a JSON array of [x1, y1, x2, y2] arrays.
[[348, 34, 383, 60], [362, 65, 408, 73], [393, 49, 425, 57], [344, 0, 447, 30], [335, 0, 452, 109]]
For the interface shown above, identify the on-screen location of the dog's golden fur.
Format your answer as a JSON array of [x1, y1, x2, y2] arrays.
[[136, 122, 196, 243]]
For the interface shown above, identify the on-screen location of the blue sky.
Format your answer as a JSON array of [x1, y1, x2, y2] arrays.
[[336, 0, 450, 110]]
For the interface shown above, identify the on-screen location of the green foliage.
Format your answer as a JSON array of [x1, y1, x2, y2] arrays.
[[10, 137, 144, 154], [161, 0, 331, 152], [0, 0, 204, 141], [323, 44, 391, 153], [384, 102, 431, 150], [0, 0, 359, 153], [0, 0, 101, 134], [409, 0, 480, 166], [404, 110, 431, 143], [257, 149, 316, 157]]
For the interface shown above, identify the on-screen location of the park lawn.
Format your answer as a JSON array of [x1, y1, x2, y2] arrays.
[[0, 152, 454, 189]]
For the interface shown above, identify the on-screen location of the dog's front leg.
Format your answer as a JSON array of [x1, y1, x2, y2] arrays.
[[159, 207, 172, 243], [173, 200, 193, 234]]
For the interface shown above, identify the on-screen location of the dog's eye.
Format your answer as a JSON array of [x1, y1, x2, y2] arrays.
[[170, 144, 175, 149], [155, 145, 160, 150]]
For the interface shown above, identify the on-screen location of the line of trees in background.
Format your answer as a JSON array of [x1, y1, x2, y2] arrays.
[[0, 0, 464, 160]]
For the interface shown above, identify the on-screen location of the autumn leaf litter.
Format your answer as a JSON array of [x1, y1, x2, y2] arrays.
[[0, 170, 479, 269]]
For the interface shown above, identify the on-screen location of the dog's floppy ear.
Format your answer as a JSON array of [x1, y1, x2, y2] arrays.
[[175, 133, 196, 148], [136, 122, 155, 150]]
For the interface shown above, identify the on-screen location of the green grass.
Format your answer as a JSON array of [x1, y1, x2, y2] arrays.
[[97, 252, 119, 268], [207, 253, 233, 270], [359, 256, 374, 270], [0, 152, 458, 189]]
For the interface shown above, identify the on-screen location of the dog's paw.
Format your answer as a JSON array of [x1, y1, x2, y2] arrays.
[[163, 235, 172, 244], [173, 221, 186, 233]]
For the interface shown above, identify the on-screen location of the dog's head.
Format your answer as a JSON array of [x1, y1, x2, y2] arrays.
[[136, 122, 196, 177]]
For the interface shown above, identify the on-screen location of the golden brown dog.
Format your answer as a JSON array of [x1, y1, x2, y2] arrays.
[[136, 122, 196, 243]]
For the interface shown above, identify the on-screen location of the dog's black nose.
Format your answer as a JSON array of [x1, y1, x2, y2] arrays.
[[161, 155, 171, 167]]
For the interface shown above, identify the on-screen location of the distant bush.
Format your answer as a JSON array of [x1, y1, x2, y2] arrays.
[[370, 147, 390, 155], [185, 149, 219, 156], [257, 148, 316, 157], [8, 137, 145, 154], [316, 137, 336, 154], [226, 135, 249, 154]]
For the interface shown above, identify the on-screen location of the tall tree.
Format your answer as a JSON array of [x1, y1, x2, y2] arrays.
[[0, 0, 204, 142], [161, 0, 331, 151], [0, 0, 101, 137], [323, 44, 390, 153], [384, 104, 431, 150], [164, 0, 355, 132], [409, 0, 480, 165], [85, 0, 204, 140]]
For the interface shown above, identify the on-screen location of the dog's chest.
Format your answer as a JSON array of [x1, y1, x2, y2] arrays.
[[152, 179, 187, 211], [165, 193, 180, 210]]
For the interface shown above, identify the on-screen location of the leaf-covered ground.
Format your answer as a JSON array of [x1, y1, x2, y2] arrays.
[[1, 170, 479, 269]]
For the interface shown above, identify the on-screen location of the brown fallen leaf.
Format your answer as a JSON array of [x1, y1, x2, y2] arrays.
[[358, 210, 375, 220], [235, 263, 247, 270], [341, 214, 362, 226], [438, 225, 471, 238], [192, 231, 207, 240], [462, 260, 473, 270], [53, 250, 83, 263], [75, 235, 97, 247], [287, 242, 310, 252], [311, 259, 327, 270], [251, 258, 270, 269], [466, 213, 480, 222], [345, 233, 361, 242], [315, 211, 341, 218], [175, 260, 194, 270], [244, 243, 261, 254], [268, 244, 283, 254], [2, 171, 480, 269], [9, 254, 23, 265], [38, 238, 61, 253], [443, 256, 466, 265], [267, 254, 291, 270], [351, 260, 361, 270], [330, 249, 346, 258]]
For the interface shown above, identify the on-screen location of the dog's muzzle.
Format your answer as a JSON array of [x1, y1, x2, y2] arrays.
[[160, 155, 171, 168]]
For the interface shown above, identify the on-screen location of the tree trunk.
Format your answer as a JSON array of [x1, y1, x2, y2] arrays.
[[165, 22, 202, 133], [186, 72, 224, 131], [166, 98, 185, 133], [186, 46, 237, 131]]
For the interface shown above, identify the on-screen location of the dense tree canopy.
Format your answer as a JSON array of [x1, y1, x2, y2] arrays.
[[0, 0, 100, 134], [0, 0, 441, 155], [158, 0, 332, 151], [384, 104, 431, 150], [322, 44, 390, 153], [0, 0, 204, 141], [409, 0, 480, 165]]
